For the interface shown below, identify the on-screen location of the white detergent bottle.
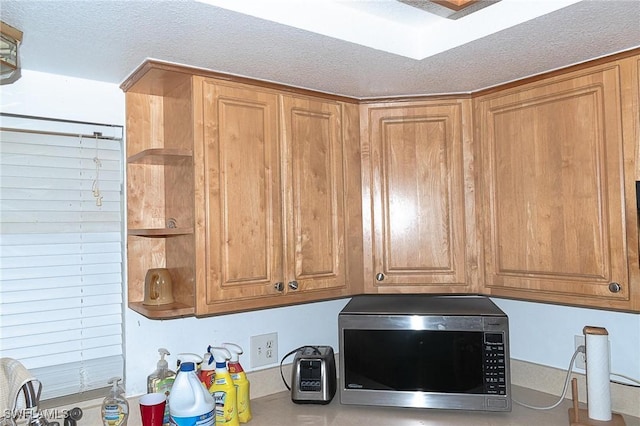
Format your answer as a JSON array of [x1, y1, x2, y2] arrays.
[[223, 343, 252, 423], [209, 347, 239, 426], [169, 362, 215, 426]]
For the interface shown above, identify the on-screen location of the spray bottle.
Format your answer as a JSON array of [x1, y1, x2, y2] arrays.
[[208, 347, 239, 426], [101, 377, 129, 426], [223, 343, 252, 423], [199, 350, 216, 390], [147, 348, 176, 426]]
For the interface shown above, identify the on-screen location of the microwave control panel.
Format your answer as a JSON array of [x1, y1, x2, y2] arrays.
[[483, 333, 507, 395]]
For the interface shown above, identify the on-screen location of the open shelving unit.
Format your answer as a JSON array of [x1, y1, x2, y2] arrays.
[[124, 66, 196, 319]]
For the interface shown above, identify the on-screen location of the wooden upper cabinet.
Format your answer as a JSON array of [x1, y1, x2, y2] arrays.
[[476, 62, 638, 310], [195, 78, 358, 314], [199, 79, 283, 309], [281, 96, 347, 294], [361, 100, 478, 293]]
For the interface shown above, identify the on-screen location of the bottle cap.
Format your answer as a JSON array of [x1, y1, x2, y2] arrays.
[[180, 362, 195, 372]]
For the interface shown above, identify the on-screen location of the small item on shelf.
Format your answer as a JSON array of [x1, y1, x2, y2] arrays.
[[143, 269, 174, 306]]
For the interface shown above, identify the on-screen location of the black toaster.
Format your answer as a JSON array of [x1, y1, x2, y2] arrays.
[[290, 345, 337, 404]]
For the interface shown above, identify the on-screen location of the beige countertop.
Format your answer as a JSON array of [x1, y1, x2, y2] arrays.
[[36, 361, 639, 425], [39, 384, 640, 426], [245, 386, 640, 426]]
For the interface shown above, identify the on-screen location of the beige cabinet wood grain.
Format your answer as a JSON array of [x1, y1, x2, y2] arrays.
[[123, 62, 361, 319], [198, 79, 283, 308], [125, 70, 197, 319], [361, 100, 478, 293], [195, 78, 359, 314], [281, 95, 348, 294], [475, 61, 639, 310]]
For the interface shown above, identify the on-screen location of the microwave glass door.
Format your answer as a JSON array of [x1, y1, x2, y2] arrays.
[[343, 329, 484, 393]]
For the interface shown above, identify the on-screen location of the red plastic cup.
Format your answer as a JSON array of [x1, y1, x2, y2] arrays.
[[139, 392, 167, 426]]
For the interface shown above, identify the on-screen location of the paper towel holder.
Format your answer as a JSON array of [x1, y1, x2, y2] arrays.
[[567, 325, 626, 426], [568, 378, 625, 425]]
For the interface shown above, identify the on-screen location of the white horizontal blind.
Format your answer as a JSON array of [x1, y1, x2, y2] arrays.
[[0, 114, 125, 400]]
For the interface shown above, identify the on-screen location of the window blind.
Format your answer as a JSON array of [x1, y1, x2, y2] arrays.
[[0, 114, 125, 400]]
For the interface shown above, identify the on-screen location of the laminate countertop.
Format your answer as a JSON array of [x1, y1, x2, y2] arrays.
[[246, 386, 640, 426]]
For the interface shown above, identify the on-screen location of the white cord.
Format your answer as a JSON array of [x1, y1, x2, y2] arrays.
[[92, 134, 103, 207], [611, 372, 640, 387], [512, 345, 583, 410], [514, 346, 640, 410]]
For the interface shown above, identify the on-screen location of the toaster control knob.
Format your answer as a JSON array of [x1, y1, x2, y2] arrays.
[[608, 282, 622, 293], [376, 273, 385, 281], [274, 282, 284, 292], [288, 280, 299, 290]]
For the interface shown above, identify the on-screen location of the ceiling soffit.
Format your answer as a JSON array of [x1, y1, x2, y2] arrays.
[[195, 0, 583, 60]]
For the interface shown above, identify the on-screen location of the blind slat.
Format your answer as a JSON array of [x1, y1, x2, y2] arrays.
[[1, 314, 123, 338], [2, 304, 122, 327], [0, 121, 124, 400], [2, 242, 122, 256], [0, 232, 122, 244]]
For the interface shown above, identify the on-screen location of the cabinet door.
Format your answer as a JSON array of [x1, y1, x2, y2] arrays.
[[200, 80, 284, 309], [364, 102, 471, 291], [477, 66, 629, 305], [281, 96, 347, 295]]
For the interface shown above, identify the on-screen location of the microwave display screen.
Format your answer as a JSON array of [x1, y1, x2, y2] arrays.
[[343, 329, 484, 393]]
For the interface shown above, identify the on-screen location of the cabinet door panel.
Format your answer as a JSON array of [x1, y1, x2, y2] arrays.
[[367, 103, 467, 289], [282, 96, 346, 292], [479, 67, 628, 301], [203, 81, 283, 303]]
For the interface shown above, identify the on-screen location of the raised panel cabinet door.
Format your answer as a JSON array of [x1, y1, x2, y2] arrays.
[[478, 66, 629, 303], [281, 96, 347, 294], [201, 80, 284, 305], [366, 102, 467, 289]]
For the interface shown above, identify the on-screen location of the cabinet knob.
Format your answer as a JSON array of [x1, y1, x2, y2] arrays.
[[608, 282, 622, 293], [288, 280, 299, 290], [375, 273, 385, 282], [274, 282, 284, 292]]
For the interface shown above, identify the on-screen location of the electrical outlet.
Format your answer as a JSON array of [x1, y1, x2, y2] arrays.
[[574, 335, 586, 369], [250, 332, 278, 368]]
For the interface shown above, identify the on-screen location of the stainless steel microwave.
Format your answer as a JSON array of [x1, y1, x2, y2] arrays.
[[338, 294, 511, 412]]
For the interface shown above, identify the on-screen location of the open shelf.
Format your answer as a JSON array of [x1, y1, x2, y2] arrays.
[[129, 301, 195, 319], [125, 70, 197, 320], [127, 148, 192, 165], [128, 228, 193, 237]]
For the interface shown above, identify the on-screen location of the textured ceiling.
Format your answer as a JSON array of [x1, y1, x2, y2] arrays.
[[1, 0, 639, 99]]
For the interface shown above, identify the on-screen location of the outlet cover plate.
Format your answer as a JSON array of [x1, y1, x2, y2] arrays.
[[250, 332, 278, 368]]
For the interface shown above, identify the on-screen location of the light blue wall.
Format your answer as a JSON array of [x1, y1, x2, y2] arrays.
[[492, 298, 640, 383], [2, 70, 638, 397]]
